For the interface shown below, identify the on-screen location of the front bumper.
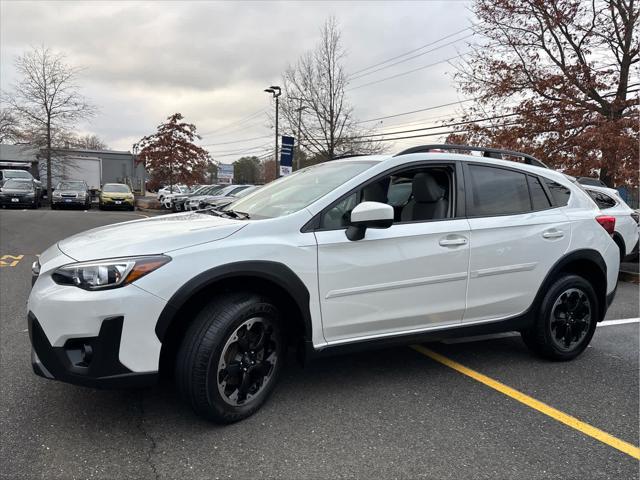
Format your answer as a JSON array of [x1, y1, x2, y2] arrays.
[[100, 197, 134, 208], [52, 196, 87, 206], [28, 312, 158, 388], [0, 195, 36, 207]]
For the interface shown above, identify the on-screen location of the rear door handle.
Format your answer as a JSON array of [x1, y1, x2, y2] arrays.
[[439, 236, 468, 247], [542, 229, 564, 239]]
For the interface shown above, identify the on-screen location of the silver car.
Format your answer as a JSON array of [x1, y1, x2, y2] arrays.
[[51, 180, 91, 209]]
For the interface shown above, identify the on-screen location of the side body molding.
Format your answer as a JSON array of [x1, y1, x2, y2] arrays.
[[154, 260, 312, 342]]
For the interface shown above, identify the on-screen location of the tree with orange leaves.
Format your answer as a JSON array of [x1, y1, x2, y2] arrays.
[[449, 0, 639, 187], [135, 113, 211, 189]]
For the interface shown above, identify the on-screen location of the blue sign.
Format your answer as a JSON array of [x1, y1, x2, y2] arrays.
[[280, 135, 295, 176], [218, 163, 234, 183]]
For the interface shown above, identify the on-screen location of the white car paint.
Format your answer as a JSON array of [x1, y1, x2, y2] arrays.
[[28, 152, 620, 375], [584, 185, 639, 257]]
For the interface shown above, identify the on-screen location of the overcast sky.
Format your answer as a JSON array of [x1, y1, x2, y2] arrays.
[[0, 0, 476, 163]]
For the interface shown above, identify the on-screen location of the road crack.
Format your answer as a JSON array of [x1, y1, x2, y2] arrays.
[[135, 392, 161, 480]]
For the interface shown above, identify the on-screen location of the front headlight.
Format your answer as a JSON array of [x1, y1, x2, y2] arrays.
[[25, 192, 35, 197], [53, 191, 62, 197], [78, 192, 87, 198], [52, 255, 171, 290]]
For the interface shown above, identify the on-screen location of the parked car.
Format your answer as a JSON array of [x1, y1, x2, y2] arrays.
[[28, 145, 620, 424], [584, 185, 639, 262], [51, 180, 91, 210], [186, 184, 252, 210], [0, 178, 40, 208], [171, 185, 222, 211], [0, 169, 42, 197], [157, 184, 189, 203], [201, 185, 261, 210], [98, 183, 135, 211]]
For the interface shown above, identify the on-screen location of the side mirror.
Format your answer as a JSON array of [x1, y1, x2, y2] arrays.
[[346, 201, 394, 241]]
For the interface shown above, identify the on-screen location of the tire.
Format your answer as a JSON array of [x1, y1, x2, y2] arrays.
[[51, 204, 56, 210], [521, 274, 599, 361], [175, 293, 284, 423]]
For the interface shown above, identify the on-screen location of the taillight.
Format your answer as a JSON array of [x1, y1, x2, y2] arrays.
[[595, 215, 616, 235], [631, 212, 639, 225]]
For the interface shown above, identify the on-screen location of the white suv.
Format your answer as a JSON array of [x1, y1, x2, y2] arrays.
[[28, 145, 620, 423], [582, 184, 639, 262]]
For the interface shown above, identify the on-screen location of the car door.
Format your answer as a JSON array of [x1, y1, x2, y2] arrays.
[[314, 163, 471, 344], [463, 164, 571, 323]]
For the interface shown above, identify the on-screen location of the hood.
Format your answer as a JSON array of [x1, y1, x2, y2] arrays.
[[58, 211, 246, 261], [1, 187, 34, 194]]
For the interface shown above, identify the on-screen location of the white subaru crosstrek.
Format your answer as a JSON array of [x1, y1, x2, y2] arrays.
[[28, 145, 620, 423]]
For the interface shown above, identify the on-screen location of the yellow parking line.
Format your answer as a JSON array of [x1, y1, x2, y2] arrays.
[[411, 345, 640, 460]]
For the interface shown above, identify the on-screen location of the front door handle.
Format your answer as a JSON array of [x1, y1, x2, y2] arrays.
[[542, 229, 564, 239], [439, 236, 468, 247]]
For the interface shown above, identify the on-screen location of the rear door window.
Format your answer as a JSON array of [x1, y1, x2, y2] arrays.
[[528, 176, 552, 210], [468, 165, 531, 216]]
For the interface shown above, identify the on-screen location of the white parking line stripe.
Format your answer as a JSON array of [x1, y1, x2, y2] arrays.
[[598, 318, 640, 327]]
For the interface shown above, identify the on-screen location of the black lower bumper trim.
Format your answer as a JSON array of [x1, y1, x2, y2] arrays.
[[28, 312, 158, 389]]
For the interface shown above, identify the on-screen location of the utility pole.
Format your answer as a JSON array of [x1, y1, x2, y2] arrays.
[[264, 85, 281, 179]]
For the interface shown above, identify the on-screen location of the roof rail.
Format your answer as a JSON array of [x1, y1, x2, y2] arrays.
[[394, 144, 548, 169]]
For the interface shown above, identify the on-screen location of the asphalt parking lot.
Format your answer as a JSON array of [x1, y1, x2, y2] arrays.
[[1, 209, 638, 479]]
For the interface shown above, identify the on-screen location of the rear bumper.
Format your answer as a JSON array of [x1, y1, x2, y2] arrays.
[[28, 312, 157, 389]]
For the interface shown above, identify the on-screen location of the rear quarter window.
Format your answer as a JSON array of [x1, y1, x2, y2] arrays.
[[543, 178, 571, 206]]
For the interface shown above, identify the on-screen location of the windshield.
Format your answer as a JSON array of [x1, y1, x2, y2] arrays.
[[4, 179, 33, 190], [57, 181, 86, 190], [103, 184, 130, 193], [5, 170, 32, 179], [234, 185, 260, 198], [225, 161, 376, 219]]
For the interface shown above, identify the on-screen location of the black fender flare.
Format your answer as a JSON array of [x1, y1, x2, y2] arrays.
[[154, 260, 312, 343], [532, 248, 608, 319], [611, 232, 626, 257]]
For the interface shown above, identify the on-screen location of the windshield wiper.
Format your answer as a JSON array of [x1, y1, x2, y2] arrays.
[[223, 209, 251, 219]]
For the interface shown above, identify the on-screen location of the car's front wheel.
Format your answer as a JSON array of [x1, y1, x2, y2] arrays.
[[176, 293, 284, 423], [521, 274, 598, 361]]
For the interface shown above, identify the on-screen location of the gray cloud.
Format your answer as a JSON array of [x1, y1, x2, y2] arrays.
[[1, 0, 474, 158]]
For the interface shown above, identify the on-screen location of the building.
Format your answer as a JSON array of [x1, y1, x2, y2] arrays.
[[0, 144, 146, 194]]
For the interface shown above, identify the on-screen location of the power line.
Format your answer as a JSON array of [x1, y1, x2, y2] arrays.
[[350, 33, 475, 81], [349, 26, 473, 77], [348, 52, 470, 91], [356, 98, 477, 124], [354, 112, 522, 140], [201, 135, 271, 147], [199, 108, 267, 137]]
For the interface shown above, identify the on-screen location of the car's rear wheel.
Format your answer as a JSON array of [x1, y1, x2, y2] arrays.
[[176, 293, 284, 423], [521, 274, 598, 361]]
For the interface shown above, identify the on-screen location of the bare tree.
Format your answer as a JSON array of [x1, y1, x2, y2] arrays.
[[282, 17, 382, 161], [4, 46, 96, 195], [70, 134, 108, 150], [0, 109, 25, 143]]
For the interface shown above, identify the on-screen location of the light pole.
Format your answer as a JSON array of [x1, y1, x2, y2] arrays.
[[294, 102, 307, 171], [264, 85, 281, 178]]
